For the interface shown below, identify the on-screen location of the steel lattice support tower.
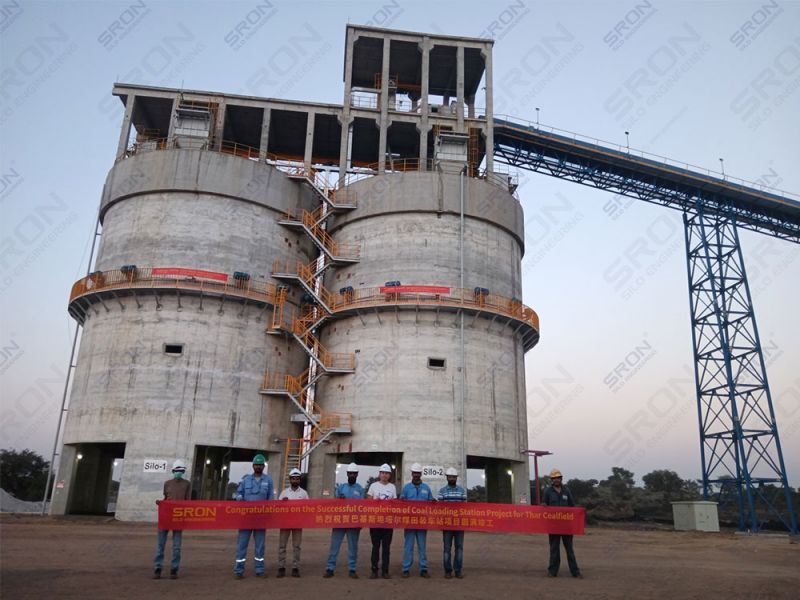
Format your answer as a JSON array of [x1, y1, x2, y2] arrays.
[[683, 205, 797, 533]]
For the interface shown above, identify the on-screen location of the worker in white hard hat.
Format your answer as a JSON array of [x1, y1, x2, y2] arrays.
[[366, 463, 397, 578], [277, 468, 308, 578], [324, 462, 364, 579], [437, 467, 467, 579], [543, 468, 581, 578], [399, 463, 435, 578], [153, 459, 191, 579]]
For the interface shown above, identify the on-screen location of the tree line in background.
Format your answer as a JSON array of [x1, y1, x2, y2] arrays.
[[3, 450, 798, 528], [522, 466, 800, 528], [0, 449, 53, 502]]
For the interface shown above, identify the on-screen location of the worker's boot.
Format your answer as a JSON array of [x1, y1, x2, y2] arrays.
[[291, 568, 300, 578], [277, 568, 286, 578], [169, 569, 178, 579], [152, 569, 161, 580]]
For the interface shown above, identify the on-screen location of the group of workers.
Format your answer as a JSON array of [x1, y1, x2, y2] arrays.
[[154, 455, 581, 580]]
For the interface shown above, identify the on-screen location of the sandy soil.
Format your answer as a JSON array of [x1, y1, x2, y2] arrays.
[[1, 515, 798, 599]]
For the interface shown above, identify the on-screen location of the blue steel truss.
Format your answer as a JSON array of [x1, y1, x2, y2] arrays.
[[493, 116, 799, 533], [683, 207, 797, 533]]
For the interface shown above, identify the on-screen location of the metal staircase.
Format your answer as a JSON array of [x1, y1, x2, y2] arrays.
[[263, 168, 358, 489]]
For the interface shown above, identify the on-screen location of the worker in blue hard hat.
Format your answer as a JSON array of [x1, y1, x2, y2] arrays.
[[233, 454, 274, 579]]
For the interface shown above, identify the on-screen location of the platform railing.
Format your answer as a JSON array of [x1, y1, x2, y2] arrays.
[[328, 285, 539, 332], [69, 267, 278, 305]]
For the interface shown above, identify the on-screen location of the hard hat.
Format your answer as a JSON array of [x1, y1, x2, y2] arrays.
[[379, 463, 392, 473], [252, 454, 267, 465], [346, 462, 359, 472], [410, 463, 423, 473], [549, 469, 562, 478], [172, 459, 187, 471], [445, 467, 458, 477], [289, 468, 302, 477]]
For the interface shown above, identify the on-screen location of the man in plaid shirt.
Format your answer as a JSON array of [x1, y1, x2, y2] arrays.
[[437, 467, 467, 579]]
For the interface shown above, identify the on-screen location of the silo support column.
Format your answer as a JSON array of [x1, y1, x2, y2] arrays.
[[49, 445, 78, 515], [486, 459, 528, 504], [267, 451, 284, 493], [306, 452, 337, 499]]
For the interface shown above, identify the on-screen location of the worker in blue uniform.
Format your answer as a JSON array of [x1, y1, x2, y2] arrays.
[[399, 463, 435, 578], [324, 462, 365, 578], [233, 454, 274, 579]]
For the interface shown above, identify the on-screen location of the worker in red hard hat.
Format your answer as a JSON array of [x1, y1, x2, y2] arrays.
[[543, 468, 582, 578]]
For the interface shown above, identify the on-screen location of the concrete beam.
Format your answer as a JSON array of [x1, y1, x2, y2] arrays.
[[457, 45, 465, 131], [378, 38, 390, 174], [304, 111, 315, 172], [115, 95, 136, 162], [259, 107, 271, 161], [483, 46, 494, 173]]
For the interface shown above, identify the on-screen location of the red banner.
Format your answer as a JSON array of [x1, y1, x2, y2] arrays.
[[152, 267, 229, 282], [158, 500, 584, 535], [378, 286, 451, 295]]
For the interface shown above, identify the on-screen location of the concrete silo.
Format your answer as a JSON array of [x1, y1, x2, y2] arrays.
[[51, 96, 322, 520], [52, 25, 540, 519]]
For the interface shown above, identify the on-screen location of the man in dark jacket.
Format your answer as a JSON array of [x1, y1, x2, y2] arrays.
[[153, 459, 192, 579], [542, 468, 582, 578]]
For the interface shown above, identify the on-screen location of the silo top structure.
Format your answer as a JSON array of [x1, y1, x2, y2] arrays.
[[340, 25, 495, 175], [53, 25, 539, 520]]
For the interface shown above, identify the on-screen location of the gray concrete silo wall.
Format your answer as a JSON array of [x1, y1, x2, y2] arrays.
[[310, 171, 530, 500], [52, 150, 317, 521]]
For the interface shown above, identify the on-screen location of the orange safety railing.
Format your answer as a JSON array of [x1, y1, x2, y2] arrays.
[[328, 286, 539, 332], [291, 320, 356, 371], [69, 267, 279, 305], [278, 210, 361, 259], [281, 438, 305, 487], [220, 140, 260, 159], [271, 259, 337, 309], [365, 158, 436, 173], [318, 412, 352, 433], [262, 370, 351, 435]]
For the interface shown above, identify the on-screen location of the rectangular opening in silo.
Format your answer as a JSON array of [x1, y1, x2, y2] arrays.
[[427, 357, 446, 369]]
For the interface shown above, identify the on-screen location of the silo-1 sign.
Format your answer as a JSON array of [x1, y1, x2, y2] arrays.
[[144, 459, 169, 473]]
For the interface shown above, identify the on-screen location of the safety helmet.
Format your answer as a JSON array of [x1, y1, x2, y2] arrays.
[[346, 462, 359, 473], [445, 467, 458, 477], [410, 463, 423, 473], [252, 454, 267, 465], [379, 463, 392, 473], [172, 459, 187, 472], [549, 469, 562, 478], [289, 468, 302, 477]]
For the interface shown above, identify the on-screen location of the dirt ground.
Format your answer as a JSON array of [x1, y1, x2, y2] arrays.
[[1, 515, 798, 599]]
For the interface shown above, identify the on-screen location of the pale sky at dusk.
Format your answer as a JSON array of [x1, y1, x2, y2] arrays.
[[1, 0, 798, 487]]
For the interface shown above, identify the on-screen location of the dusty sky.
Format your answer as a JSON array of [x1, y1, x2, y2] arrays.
[[1, 0, 798, 488]]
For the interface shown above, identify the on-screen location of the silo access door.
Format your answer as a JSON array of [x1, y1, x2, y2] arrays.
[[65, 442, 126, 515]]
